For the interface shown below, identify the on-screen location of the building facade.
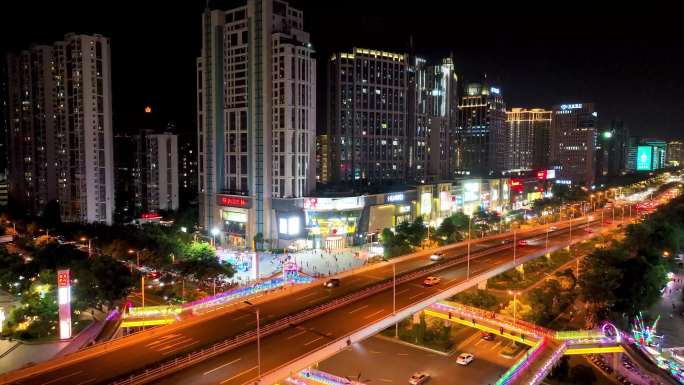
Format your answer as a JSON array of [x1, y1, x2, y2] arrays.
[[549, 103, 597, 185], [328, 48, 408, 184], [596, 119, 629, 179], [667, 140, 684, 167], [6, 34, 114, 223], [198, 0, 316, 248], [505, 108, 551, 172], [454, 82, 506, 176], [315, 134, 329, 184], [137, 133, 179, 213], [179, 133, 198, 203]]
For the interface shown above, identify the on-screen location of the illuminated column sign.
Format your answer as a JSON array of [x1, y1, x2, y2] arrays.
[[57, 269, 71, 339]]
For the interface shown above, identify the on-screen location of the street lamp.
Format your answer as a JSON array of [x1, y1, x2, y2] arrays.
[[80, 237, 96, 257], [180, 226, 187, 233], [244, 300, 261, 378], [211, 227, 220, 246], [128, 249, 145, 329], [467, 215, 472, 279], [508, 290, 520, 326]]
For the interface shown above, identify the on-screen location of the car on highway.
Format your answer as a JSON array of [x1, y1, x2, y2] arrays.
[[603, 220, 612, 225], [423, 276, 441, 286], [409, 372, 430, 385], [323, 278, 341, 288], [481, 332, 496, 341], [456, 353, 475, 365], [584, 228, 594, 233], [430, 253, 444, 261], [517, 240, 528, 247], [549, 226, 558, 231]]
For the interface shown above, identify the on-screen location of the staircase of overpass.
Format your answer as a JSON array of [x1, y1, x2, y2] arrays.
[[0, 212, 632, 385]]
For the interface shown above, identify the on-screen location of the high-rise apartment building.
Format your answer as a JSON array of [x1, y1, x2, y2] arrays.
[[667, 140, 684, 166], [179, 133, 198, 203], [136, 132, 178, 213], [328, 48, 408, 184], [315, 134, 329, 184], [454, 82, 507, 175], [550, 103, 597, 185], [198, 0, 316, 248], [6, 34, 114, 223], [409, 57, 458, 182], [505, 108, 551, 172]]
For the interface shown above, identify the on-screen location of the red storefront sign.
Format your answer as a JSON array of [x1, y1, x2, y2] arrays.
[[217, 195, 251, 208], [57, 270, 70, 287]]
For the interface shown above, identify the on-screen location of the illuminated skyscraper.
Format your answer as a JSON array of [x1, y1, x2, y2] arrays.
[[198, 0, 316, 248], [505, 108, 552, 172], [550, 103, 597, 185], [454, 81, 507, 175]]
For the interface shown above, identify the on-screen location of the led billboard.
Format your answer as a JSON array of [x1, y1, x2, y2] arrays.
[[637, 146, 653, 171]]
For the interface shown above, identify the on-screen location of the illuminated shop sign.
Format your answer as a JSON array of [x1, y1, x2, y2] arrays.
[[560, 103, 582, 110], [57, 269, 71, 339], [546, 169, 556, 179], [386, 193, 404, 203], [304, 197, 364, 211], [222, 211, 247, 223], [420, 192, 432, 215], [510, 179, 524, 192], [555, 179, 572, 185], [398, 205, 411, 214], [217, 195, 251, 208], [463, 182, 480, 202], [490, 87, 500, 94], [637, 146, 654, 171], [140, 212, 161, 219], [439, 191, 452, 211]]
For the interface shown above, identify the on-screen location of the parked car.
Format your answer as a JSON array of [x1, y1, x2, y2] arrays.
[[517, 240, 528, 247], [456, 353, 475, 365], [423, 276, 441, 286], [430, 253, 444, 261], [323, 278, 341, 288], [584, 228, 594, 233], [549, 226, 558, 231], [409, 372, 430, 385]]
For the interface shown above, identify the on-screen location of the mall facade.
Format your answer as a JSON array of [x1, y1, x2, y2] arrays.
[[212, 174, 554, 251]]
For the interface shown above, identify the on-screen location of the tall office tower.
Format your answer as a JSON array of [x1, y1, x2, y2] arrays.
[[409, 57, 458, 182], [134, 132, 178, 213], [596, 119, 629, 179], [643, 138, 667, 169], [114, 134, 136, 223], [550, 103, 597, 185], [626, 135, 641, 171], [454, 81, 506, 175], [505, 108, 552, 172], [6, 34, 113, 223], [315, 134, 329, 184], [667, 140, 684, 166], [198, 0, 316, 248], [0, 63, 8, 181], [328, 48, 408, 184]]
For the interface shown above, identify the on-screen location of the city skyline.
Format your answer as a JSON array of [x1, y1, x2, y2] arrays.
[[1, 2, 682, 139]]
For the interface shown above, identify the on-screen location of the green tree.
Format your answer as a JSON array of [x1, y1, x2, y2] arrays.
[[405, 217, 427, 247], [90, 255, 134, 308]]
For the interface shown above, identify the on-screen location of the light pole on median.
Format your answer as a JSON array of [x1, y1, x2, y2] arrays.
[[513, 229, 517, 264], [244, 300, 261, 378], [467, 215, 472, 279]]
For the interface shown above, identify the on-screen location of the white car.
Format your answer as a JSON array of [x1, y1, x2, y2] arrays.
[[456, 353, 475, 365], [549, 226, 558, 231], [430, 253, 444, 261], [423, 276, 441, 286], [409, 372, 430, 385]]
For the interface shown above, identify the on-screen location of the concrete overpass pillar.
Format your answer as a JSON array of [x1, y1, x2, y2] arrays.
[[477, 279, 487, 290]]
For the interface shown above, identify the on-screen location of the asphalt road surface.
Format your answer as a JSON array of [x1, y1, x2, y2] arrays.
[[314, 327, 523, 385], [3, 211, 624, 385]]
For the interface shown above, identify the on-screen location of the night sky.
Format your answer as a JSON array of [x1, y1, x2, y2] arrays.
[[2, 1, 683, 139]]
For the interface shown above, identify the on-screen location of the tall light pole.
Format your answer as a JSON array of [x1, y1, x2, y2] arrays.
[[467, 215, 472, 279], [244, 301, 261, 378], [513, 229, 517, 264], [128, 249, 145, 329]]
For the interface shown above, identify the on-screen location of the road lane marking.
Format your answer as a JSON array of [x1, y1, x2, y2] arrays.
[[397, 353, 409, 356], [73, 379, 97, 385], [396, 288, 410, 295], [287, 330, 308, 340], [474, 338, 484, 346], [303, 336, 323, 346], [296, 291, 318, 300], [491, 341, 503, 351], [409, 292, 426, 300], [41, 371, 84, 385], [220, 366, 258, 384], [145, 334, 179, 347], [307, 296, 329, 304], [348, 304, 369, 314], [162, 341, 198, 356], [363, 309, 385, 319], [379, 378, 393, 382], [156, 336, 194, 351], [203, 358, 242, 375], [231, 313, 251, 321]]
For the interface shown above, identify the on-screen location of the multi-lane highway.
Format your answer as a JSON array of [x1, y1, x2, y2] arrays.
[[3, 209, 626, 385]]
